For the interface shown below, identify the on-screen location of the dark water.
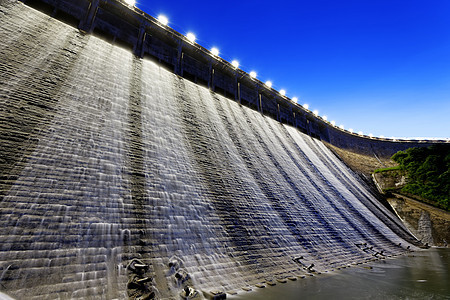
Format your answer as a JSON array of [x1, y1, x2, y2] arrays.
[[230, 248, 450, 300]]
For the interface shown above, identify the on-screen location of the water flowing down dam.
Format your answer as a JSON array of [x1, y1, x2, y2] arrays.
[[0, 1, 423, 299]]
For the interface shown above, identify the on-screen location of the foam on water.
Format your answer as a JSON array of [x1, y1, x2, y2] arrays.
[[0, 1, 420, 298]]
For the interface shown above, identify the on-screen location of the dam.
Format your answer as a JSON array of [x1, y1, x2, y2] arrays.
[[0, 0, 443, 299]]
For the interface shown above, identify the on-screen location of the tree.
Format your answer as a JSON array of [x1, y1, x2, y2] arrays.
[[391, 144, 450, 211]]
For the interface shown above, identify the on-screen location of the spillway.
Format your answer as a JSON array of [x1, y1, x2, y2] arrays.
[[0, 1, 421, 299]]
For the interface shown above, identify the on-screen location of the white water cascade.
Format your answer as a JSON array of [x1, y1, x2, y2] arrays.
[[0, 1, 419, 299]]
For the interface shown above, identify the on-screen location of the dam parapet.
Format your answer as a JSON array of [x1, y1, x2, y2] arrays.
[[19, 0, 448, 158]]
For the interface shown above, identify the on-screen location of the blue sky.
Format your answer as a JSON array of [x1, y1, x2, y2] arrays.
[[135, 0, 450, 139]]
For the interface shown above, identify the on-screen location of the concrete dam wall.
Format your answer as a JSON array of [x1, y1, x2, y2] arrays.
[[1, 1, 422, 299]]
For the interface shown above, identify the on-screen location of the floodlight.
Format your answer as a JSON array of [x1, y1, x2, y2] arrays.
[[303, 104, 309, 110], [369, 133, 373, 137], [322, 115, 328, 121], [331, 121, 336, 126], [231, 60, 239, 69], [157, 15, 168, 26], [124, 0, 136, 6], [186, 32, 196, 43], [280, 89, 286, 96], [249, 71, 257, 78], [313, 110, 319, 116], [265, 81, 272, 88], [358, 131, 363, 135], [349, 128, 354, 133], [292, 97, 298, 103], [339, 125, 344, 129], [211, 47, 219, 56]]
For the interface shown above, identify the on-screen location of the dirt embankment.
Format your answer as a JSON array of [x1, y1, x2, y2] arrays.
[[388, 195, 450, 247], [324, 142, 397, 178]]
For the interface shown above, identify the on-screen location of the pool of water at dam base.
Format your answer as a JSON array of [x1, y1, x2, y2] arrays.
[[230, 248, 450, 300]]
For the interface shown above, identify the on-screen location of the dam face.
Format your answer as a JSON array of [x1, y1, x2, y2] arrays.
[[0, 1, 420, 299]]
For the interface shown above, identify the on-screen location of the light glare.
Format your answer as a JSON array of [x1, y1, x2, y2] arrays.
[[157, 15, 168, 26], [358, 131, 363, 135], [231, 60, 239, 69], [313, 110, 319, 116], [211, 47, 219, 56], [322, 115, 328, 121], [280, 89, 286, 96], [249, 71, 257, 78], [331, 120, 336, 126], [265, 81, 272, 88], [339, 125, 344, 129], [292, 97, 298, 103], [186, 32, 196, 43], [303, 104, 309, 109], [124, 0, 136, 6], [349, 128, 354, 133]]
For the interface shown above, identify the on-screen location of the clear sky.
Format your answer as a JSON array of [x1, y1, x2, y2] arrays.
[[134, 0, 450, 139]]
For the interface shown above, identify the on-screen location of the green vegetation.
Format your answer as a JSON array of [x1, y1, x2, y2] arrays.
[[373, 166, 401, 173], [391, 144, 450, 211]]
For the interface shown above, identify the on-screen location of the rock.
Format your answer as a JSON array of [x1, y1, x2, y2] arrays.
[[203, 290, 227, 300], [180, 286, 200, 299], [174, 269, 190, 284]]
